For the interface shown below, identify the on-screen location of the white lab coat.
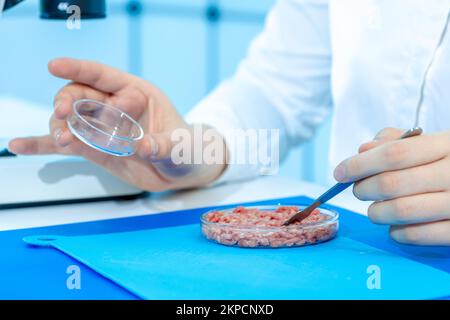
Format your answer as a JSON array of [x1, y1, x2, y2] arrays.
[[186, 0, 450, 184]]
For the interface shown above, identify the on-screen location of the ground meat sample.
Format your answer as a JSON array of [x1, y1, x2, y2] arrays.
[[201, 206, 338, 248]]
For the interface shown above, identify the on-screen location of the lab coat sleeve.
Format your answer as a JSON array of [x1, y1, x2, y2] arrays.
[[185, 0, 332, 184]]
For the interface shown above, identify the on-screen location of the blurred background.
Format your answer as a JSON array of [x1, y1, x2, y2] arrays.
[[0, 0, 332, 186]]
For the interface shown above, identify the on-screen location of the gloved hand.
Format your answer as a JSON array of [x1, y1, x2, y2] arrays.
[[9, 58, 227, 191]]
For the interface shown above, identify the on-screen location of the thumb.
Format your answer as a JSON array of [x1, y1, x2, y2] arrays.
[[48, 57, 133, 93], [137, 132, 176, 162], [358, 127, 405, 153]]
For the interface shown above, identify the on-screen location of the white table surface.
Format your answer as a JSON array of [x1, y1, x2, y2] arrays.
[[0, 176, 370, 232]]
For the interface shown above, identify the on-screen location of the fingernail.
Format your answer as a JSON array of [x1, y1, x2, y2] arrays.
[[334, 163, 347, 182], [53, 128, 62, 143], [7, 140, 19, 154], [54, 100, 62, 110], [54, 101, 67, 120], [149, 135, 159, 158]]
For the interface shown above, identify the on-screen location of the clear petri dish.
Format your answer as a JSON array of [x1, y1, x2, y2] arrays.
[[201, 205, 339, 248], [67, 99, 144, 157]]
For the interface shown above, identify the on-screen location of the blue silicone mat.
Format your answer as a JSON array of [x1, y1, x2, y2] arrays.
[[23, 225, 450, 299], [1, 196, 449, 299]]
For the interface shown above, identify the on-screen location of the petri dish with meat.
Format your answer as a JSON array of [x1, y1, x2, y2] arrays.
[[201, 205, 338, 248]]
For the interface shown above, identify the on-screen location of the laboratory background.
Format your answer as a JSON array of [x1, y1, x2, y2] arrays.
[[0, 0, 332, 186]]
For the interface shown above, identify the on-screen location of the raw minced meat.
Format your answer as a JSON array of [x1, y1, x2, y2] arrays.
[[201, 206, 338, 248]]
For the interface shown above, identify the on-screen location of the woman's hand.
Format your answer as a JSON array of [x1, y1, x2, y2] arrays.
[[334, 127, 450, 246], [8, 58, 227, 191]]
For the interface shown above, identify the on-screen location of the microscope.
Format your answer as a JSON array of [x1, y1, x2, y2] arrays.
[[0, 0, 143, 208]]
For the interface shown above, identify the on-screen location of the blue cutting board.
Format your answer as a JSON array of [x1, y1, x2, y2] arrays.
[[1, 196, 449, 299], [21, 198, 450, 300]]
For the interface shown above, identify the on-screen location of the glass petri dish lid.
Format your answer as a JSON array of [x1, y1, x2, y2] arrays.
[[67, 99, 144, 157], [201, 205, 339, 248]]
